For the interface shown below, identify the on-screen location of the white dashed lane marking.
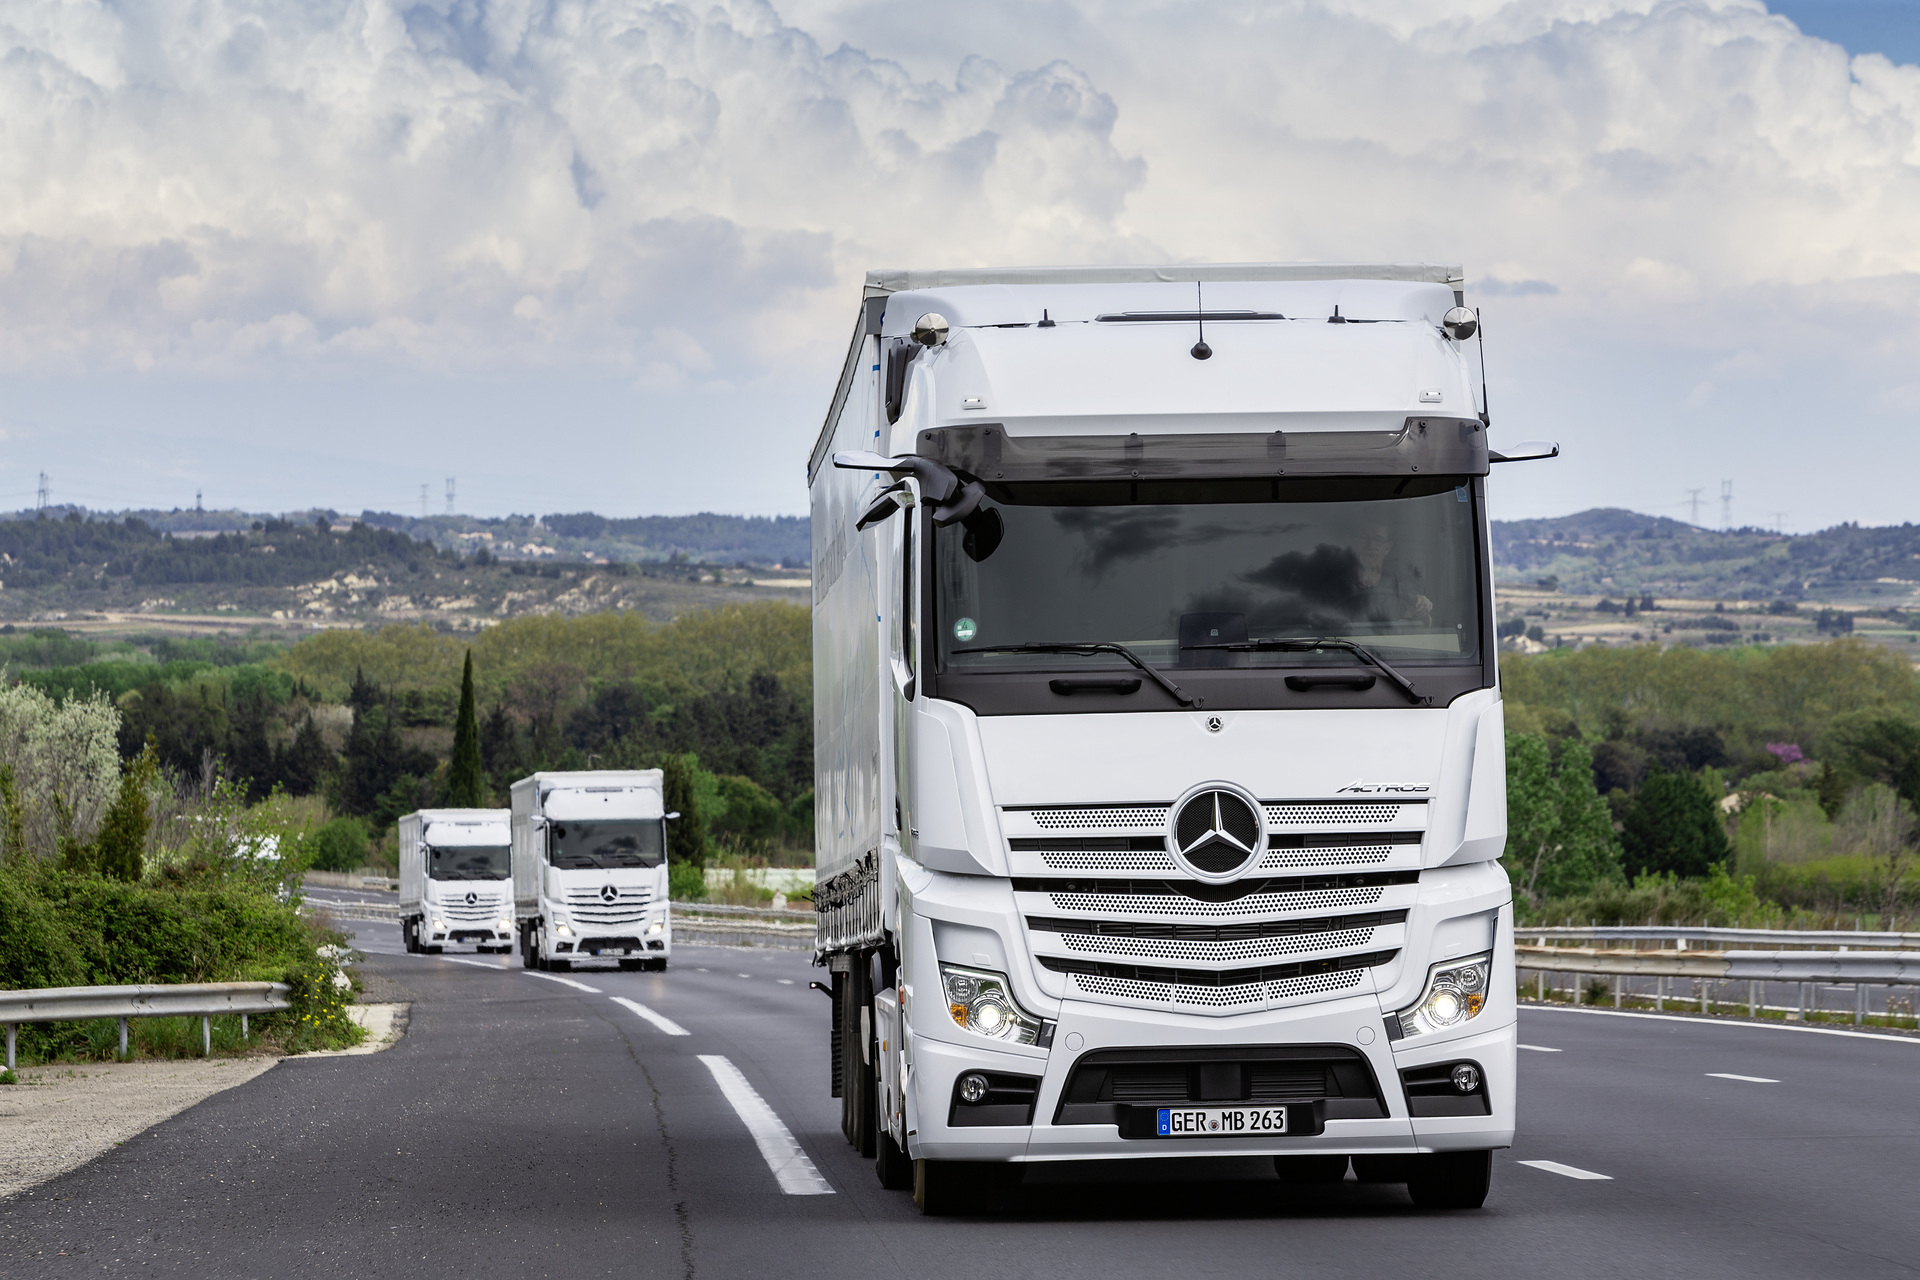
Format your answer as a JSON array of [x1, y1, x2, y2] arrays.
[[1706, 1073, 1779, 1083], [611, 996, 689, 1036], [699, 1055, 834, 1195], [522, 971, 603, 994], [1518, 1044, 1562, 1053], [1519, 1160, 1612, 1181]]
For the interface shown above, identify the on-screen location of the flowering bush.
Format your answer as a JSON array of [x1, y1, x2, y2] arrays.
[[1765, 742, 1805, 765], [279, 941, 366, 1053]]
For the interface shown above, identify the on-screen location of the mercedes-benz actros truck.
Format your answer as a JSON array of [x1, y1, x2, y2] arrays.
[[809, 263, 1554, 1214], [398, 808, 515, 954], [512, 770, 672, 972]]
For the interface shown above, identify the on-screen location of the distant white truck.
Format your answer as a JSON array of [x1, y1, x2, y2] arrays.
[[512, 771, 672, 972], [397, 809, 515, 955]]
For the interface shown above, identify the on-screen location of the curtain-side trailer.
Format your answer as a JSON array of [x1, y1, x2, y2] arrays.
[[809, 264, 1555, 1213]]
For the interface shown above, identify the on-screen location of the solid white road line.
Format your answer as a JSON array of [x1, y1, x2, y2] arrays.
[[777, 979, 794, 985], [738, 973, 752, 979], [612, 996, 690, 1036], [434, 956, 513, 970], [1518, 1044, 1562, 1052], [522, 970, 603, 994], [1706, 1072, 1779, 1083], [1518, 1160, 1613, 1181], [698, 1054, 834, 1196]]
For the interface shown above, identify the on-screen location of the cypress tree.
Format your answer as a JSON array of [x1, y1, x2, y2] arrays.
[[91, 743, 158, 881], [447, 650, 485, 807]]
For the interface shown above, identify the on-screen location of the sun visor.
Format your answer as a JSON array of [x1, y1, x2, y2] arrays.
[[423, 822, 510, 847], [540, 787, 665, 821]]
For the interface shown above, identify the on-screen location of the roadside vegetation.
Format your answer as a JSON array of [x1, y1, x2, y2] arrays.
[[1501, 637, 1920, 927]]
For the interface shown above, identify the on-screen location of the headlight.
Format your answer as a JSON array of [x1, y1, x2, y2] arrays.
[[432, 919, 446, 931], [940, 964, 1046, 1046], [646, 920, 665, 935], [1396, 951, 1491, 1038], [496, 918, 511, 931], [555, 922, 572, 937]]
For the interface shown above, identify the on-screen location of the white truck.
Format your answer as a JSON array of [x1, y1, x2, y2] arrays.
[[397, 809, 515, 955], [809, 263, 1555, 1213], [512, 771, 672, 972]]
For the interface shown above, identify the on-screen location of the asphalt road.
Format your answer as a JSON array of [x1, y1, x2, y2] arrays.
[[5, 916, 1918, 1279]]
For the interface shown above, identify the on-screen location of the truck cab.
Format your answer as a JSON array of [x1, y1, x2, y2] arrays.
[[397, 809, 515, 955], [512, 770, 672, 972]]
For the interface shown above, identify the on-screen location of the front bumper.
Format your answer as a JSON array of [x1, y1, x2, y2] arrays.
[[907, 994, 1515, 1163]]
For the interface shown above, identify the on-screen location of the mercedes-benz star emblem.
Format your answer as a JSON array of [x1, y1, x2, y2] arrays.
[[600, 884, 619, 903], [1206, 716, 1223, 733], [465, 891, 477, 905], [1170, 787, 1264, 879]]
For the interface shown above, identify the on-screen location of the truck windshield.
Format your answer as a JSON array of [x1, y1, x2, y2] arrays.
[[547, 820, 666, 870], [428, 844, 511, 880], [934, 476, 1481, 671]]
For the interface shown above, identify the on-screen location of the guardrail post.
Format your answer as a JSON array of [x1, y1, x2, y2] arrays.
[[1749, 981, 1757, 1018], [201, 1016, 211, 1056], [1656, 977, 1665, 1012], [1855, 985, 1866, 1025], [1798, 982, 1808, 1021], [241, 1013, 249, 1041], [5, 1023, 13, 1072], [118, 1017, 128, 1059], [1701, 980, 1709, 1014], [1613, 979, 1621, 1009], [1536, 972, 1545, 1001]]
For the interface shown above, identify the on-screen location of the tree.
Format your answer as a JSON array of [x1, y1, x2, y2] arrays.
[[658, 753, 710, 866], [91, 742, 157, 881], [1505, 733, 1623, 905], [1620, 765, 1730, 880], [446, 651, 485, 807]]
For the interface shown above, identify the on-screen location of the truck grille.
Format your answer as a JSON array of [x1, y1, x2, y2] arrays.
[[1005, 800, 1425, 1015], [438, 894, 509, 922], [564, 885, 653, 927]]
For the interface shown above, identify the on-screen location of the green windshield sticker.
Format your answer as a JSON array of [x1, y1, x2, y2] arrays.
[[953, 617, 978, 642]]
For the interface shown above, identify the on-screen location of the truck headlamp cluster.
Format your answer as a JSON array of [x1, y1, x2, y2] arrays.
[[1396, 952, 1491, 1038], [496, 918, 511, 932], [554, 922, 572, 937], [941, 964, 1044, 1046], [646, 920, 665, 935]]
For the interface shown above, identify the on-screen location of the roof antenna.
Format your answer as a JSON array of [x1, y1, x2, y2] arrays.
[[1037, 308, 1055, 328], [1475, 307, 1490, 427], [1328, 304, 1345, 324], [1190, 282, 1211, 360]]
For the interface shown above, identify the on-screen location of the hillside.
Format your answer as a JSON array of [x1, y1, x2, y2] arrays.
[[0, 510, 806, 634], [1492, 509, 1920, 605]]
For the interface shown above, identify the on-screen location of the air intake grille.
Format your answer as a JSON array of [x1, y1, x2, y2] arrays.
[[564, 885, 653, 926], [1027, 806, 1170, 831], [1265, 803, 1401, 826]]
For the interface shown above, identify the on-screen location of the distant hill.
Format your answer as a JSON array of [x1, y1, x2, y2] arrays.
[[1491, 508, 1920, 604], [1, 507, 809, 569]]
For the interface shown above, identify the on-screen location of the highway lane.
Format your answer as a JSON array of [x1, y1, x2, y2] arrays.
[[4, 926, 1918, 1279]]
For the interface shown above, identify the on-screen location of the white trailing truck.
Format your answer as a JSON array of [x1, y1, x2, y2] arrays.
[[398, 809, 515, 954], [512, 771, 672, 972], [808, 263, 1555, 1213]]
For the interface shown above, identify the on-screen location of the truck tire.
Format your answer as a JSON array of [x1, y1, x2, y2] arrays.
[[912, 1160, 990, 1216], [520, 929, 535, 969], [402, 919, 418, 954], [875, 1129, 913, 1191], [1405, 1150, 1492, 1210], [1274, 1154, 1350, 1185]]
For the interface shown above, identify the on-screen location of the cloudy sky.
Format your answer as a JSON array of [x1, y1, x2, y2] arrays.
[[0, 0, 1916, 529]]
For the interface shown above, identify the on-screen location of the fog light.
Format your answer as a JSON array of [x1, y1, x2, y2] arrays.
[[1451, 1063, 1481, 1093], [958, 1072, 990, 1104]]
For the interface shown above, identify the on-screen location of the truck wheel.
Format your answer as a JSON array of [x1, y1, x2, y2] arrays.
[[520, 931, 535, 969], [1405, 1150, 1492, 1210], [912, 1160, 991, 1216], [402, 919, 417, 954], [875, 1129, 913, 1191], [1274, 1155, 1350, 1185]]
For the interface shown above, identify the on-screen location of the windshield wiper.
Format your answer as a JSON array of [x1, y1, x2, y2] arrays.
[[953, 642, 1199, 708], [1191, 637, 1430, 706]]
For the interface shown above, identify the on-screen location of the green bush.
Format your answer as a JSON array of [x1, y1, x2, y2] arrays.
[[668, 860, 707, 902], [308, 816, 371, 872]]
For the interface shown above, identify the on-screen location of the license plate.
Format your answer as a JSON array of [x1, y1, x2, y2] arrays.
[[1156, 1106, 1290, 1137]]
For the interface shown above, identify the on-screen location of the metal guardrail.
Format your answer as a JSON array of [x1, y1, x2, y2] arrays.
[[1519, 925, 1920, 949], [301, 898, 402, 922], [1, 981, 291, 1070], [669, 900, 813, 922], [1515, 946, 1920, 1025]]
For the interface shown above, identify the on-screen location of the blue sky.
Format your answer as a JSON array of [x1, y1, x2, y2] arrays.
[[0, 1, 1916, 531]]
